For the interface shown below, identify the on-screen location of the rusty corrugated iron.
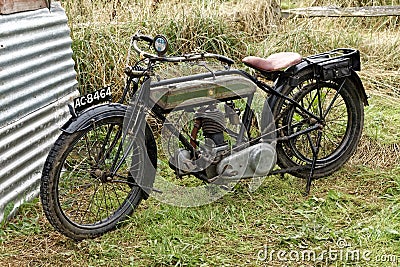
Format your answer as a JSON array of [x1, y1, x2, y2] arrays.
[[0, 0, 49, 15]]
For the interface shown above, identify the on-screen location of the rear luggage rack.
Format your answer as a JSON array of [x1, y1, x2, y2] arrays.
[[306, 48, 361, 80]]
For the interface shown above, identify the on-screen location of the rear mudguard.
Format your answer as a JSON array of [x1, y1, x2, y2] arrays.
[[61, 103, 157, 198], [268, 63, 369, 109]]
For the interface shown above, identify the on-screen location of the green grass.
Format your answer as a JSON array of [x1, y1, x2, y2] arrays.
[[364, 95, 400, 144], [1, 164, 399, 266], [1, 0, 400, 266]]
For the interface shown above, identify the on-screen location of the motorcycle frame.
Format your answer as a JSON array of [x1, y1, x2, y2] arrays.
[[117, 67, 333, 193]]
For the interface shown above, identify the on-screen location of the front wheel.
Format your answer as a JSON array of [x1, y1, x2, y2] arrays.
[[40, 115, 155, 240], [272, 69, 364, 179]]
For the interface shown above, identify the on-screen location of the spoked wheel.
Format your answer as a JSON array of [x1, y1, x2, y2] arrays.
[[272, 68, 364, 179], [40, 116, 154, 240]]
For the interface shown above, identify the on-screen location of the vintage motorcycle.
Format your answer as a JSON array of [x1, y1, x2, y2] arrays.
[[40, 33, 367, 240]]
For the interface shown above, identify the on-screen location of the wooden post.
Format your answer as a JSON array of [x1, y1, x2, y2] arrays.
[[282, 5, 400, 18], [0, 0, 49, 15]]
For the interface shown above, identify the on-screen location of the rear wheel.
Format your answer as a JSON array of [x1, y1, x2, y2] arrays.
[[272, 69, 364, 178], [40, 116, 154, 240]]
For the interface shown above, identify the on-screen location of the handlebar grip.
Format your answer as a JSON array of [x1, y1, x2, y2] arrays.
[[132, 34, 154, 44], [206, 53, 235, 65], [215, 55, 235, 65]]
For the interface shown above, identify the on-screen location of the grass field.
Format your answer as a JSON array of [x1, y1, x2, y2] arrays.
[[1, 0, 400, 266]]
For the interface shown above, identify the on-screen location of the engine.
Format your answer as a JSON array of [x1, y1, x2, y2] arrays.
[[169, 104, 276, 181], [217, 143, 276, 179], [194, 105, 226, 146], [169, 105, 227, 177]]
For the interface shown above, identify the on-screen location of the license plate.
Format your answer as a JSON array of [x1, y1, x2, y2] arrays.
[[73, 86, 112, 112]]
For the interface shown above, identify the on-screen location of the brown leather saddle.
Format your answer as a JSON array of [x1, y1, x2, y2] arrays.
[[242, 52, 302, 79]]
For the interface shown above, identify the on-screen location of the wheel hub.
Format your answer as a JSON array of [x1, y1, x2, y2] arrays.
[[91, 168, 113, 183], [308, 117, 325, 129]]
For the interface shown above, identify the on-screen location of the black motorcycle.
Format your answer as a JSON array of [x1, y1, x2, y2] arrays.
[[40, 33, 367, 240]]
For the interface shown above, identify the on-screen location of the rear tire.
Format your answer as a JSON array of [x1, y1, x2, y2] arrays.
[[272, 68, 364, 179]]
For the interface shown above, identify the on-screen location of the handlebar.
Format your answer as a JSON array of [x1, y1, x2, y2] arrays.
[[130, 33, 235, 66]]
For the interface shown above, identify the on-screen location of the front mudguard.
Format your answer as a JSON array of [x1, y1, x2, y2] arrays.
[[61, 103, 157, 198], [62, 103, 128, 133]]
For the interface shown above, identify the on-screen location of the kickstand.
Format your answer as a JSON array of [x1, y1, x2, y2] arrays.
[[304, 130, 322, 196]]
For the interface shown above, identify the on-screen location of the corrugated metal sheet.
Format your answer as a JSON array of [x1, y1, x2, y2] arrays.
[[0, 2, 79, 221]]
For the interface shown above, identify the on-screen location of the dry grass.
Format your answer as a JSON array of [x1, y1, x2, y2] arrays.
[[351, 136, 400, 168], [62, 0, 400, 177], [63, 0, 400, 94], [284, 0, 400, 7], [61, 0, 281, 95]]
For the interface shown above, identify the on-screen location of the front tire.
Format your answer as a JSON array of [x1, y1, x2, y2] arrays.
[[40, 116, 154, 240]]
